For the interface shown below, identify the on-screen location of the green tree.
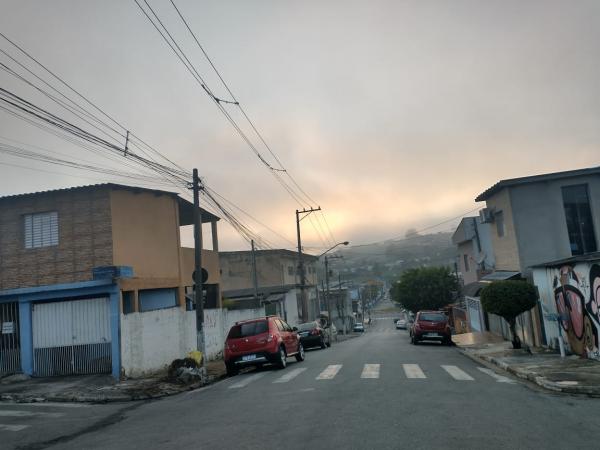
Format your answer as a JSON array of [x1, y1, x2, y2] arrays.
[[480, 280, 537, 349], [390, 266, 458, 313]]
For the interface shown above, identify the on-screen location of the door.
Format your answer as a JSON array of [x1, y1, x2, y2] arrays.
[[32, 298, 111, 377], [0, 302, 20, 376], [279, 319, 296, 354]]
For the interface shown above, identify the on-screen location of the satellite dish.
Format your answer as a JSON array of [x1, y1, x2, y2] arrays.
[[476, 252, 486, 265]]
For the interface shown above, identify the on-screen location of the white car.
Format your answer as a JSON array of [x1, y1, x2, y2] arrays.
[[353, 322, 365, 332], [395, 319, 407, 330]]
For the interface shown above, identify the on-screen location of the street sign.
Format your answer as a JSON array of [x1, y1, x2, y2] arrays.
[[193, 268, 209, 284]]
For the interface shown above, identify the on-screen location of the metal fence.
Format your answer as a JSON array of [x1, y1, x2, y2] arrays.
[[0, 302, 21, 376]]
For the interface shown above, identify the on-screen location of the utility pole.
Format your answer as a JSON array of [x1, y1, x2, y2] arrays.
[[295, 207, 321, 322], [338, 272, 346, 334], [192, 169, 206, 378], [325, 255, 331, 335], [251, 240, 259, 303]]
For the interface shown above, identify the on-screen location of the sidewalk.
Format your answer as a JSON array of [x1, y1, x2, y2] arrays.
[[0, 360, 227, 403], [454, 332, 600, 397]]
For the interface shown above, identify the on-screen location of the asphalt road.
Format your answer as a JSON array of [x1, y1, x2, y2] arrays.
[[2, 299, 599, 450]]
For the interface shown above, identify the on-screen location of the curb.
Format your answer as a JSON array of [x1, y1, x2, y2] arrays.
[[458, 348, 600, 398], [0, 374, 230, 404]]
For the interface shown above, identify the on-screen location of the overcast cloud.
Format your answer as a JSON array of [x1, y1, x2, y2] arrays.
[[1, 0, 599, 251]]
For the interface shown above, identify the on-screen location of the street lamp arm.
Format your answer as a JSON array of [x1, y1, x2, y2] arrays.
[[318, 241, 349, 258]]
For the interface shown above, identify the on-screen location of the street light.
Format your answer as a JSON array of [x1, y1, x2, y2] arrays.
[[318, 241, 349, 342]]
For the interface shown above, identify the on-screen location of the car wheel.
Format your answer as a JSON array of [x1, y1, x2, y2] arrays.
[[320, 337, 326, 349], [295, 343, 305, 362], [225, 362, 239, 377], [277, 346, 287, 369], [326, 339, 331, 348]]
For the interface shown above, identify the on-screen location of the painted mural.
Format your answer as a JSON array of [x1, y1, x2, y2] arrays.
[[551, 264, 600, 360]]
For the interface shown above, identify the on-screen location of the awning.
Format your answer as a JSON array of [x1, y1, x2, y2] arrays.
[[481, 271, 521, 281], [262, 294, 285, 304], [462, 281, 489, 297]]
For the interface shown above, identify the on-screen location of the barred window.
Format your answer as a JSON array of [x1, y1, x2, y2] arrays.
[[24, 211, 58, 249]]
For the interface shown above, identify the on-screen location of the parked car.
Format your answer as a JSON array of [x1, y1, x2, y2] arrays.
[[409, 311, 451, 345], [224, 316, 305, 376], [353, 322, 365, 332], [297, 321, 330, 349], [395, 319, 407, 330]]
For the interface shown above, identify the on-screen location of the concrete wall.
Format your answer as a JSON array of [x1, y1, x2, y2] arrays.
[[485, 188, 521, 272], [180, 247, 221, 286], [120, 307, 197, 378], [0, 188, 113, 290], [533, 261, 600, 360], [510, 175, 600, 277], [111, 189, 182, 280], [203, 307, 265, 360], [458, 240, 478, 285]]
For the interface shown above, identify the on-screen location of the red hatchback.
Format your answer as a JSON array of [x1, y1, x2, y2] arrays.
[[410, 311, 452, 345], [224, 316, 305, 376]]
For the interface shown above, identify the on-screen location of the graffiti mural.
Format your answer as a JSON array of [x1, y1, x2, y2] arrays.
[[552, 264, 600, 360]]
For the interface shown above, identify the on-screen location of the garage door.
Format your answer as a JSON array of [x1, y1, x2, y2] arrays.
[[32, 298, 111, 377]]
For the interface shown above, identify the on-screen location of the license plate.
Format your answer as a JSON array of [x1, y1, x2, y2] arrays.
[[242, 354, 257, 362], [425, 333, 439, 337]]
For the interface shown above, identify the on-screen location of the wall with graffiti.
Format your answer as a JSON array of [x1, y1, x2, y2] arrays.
[[533, 261, 600, 360]]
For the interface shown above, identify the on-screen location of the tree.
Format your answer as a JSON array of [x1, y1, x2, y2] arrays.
[[405, 228, 419, 239], [480, 280, 537, 349], [390, 266, 458, 313]]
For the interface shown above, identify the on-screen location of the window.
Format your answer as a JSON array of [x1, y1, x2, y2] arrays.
[[24, 211, 58, 249], [288, 266, 294, 276], [495, 211, 505, 237], [227, 320, 268, 339], [562, 184, 597, 255], [122, 291, 135, 314], [463, 254, 470, 272], [138, 288, 177, 312]]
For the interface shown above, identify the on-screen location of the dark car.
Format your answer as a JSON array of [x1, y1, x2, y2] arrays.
[[409, 311, 451, 345], [224, 316, 305, 376], [296, 321, 330, 349]]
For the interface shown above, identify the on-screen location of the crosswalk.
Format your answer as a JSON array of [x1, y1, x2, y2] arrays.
[[225, 363, 517, 388]]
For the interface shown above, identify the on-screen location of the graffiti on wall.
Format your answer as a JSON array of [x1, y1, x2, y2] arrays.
[[552, 264, 600, 360]]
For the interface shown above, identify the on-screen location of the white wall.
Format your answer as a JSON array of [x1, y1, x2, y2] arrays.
[[203, 307, 265, 361], [120, 307, 196, 378]]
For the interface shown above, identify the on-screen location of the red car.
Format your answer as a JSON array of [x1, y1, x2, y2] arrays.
[[224, 316, 305, 376], [409, 311, 452, 345]]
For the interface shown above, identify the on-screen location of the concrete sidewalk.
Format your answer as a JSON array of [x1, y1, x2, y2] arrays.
[[0, 360, 227, 403], [454, 332, 600, 397]]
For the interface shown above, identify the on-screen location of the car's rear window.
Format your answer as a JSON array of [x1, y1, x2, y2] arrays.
[[228, 320, 268, 339], [419, 313, 446, 322], [298, 322, 317, 331]]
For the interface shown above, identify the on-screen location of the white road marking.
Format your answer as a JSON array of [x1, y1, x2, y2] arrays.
[[273, 367, 307, 383], [316, 365, 343, 380], [403, 364, 427, 379], [228, 372, 266, 389], [477, 367, 516, 383], [361, 364, 381, 379], [441, 365, 474, 381], [0, 424, 30, 432], [0, 410, 65, 418]]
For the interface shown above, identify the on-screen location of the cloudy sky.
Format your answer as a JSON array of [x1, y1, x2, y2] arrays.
[[1, 0, 599, 252]]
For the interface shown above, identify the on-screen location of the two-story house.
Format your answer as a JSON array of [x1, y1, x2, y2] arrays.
[[475, 166, 600, 347], [219, 249, 319, 326], [452, 216, 496, 286], [0, 183, 221, 379]]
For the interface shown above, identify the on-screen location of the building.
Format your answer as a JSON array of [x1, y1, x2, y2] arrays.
[[452, 216, 495, 285], [0, 183, 221, 379], [219, 249, 319, 324], [319, 282, 354, 334], [474, 166, 600, 346]]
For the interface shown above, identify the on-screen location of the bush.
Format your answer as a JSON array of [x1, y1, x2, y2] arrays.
[[480, 280, 537, 349], [390, 266, 458, 313]]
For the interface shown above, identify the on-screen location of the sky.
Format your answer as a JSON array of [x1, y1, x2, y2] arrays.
[[1, 0, 599, 252]]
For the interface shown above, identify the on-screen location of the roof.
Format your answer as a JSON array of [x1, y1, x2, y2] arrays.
[[219, 249, 318, 261], [0, 182, 219, 223], [530, 251, 600, 269], [222, 284, 297, 299], [475, 166, 600, 202], [462, 281, 489, 297], [480, 271, 521, 281]]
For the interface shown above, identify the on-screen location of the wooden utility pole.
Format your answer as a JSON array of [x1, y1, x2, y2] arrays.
[[295, 207, 321, 322], [251, 240, 259, 302]]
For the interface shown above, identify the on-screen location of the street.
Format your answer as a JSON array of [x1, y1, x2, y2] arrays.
[[2, 300, 599, 450]]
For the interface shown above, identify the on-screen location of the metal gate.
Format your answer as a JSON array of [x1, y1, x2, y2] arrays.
[[32, 298, 111, 377], [0, 302, 21, 376]]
